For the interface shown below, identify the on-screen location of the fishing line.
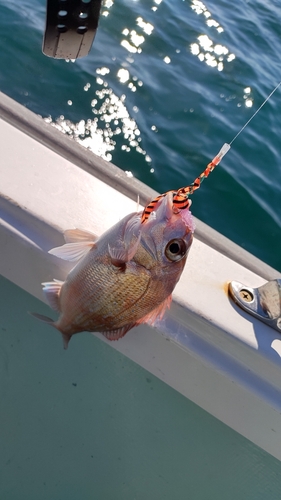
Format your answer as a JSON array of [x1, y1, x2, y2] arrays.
[[229, 80, 281, 146], [182, 80, 281, 195]]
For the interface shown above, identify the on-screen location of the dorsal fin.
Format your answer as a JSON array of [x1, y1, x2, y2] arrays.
[[64, 228, 98, 243], [49, 241, 95, 262]]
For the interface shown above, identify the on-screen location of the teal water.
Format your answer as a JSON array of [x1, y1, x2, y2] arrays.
[[0, 0, 281, 270], [1, 275, 281, 499]]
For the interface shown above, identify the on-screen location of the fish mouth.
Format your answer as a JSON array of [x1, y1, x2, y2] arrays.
[[179, 209, 195, 233]]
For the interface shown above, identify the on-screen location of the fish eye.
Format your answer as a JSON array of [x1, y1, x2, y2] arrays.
[[165, 239, 186, 262]]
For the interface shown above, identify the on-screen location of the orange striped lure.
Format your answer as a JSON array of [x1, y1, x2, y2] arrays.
[[141, 79, 281, 225], [141, 143, 230, 224]]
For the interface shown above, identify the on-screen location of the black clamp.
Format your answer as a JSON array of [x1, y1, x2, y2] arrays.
[[43, 0, 102, 59]]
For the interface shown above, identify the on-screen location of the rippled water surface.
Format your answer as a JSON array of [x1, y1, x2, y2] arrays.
[[0, 0, 281, 270]]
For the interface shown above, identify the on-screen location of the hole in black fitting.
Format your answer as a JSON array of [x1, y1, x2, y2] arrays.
[[77, 26, 88, 34], [79, 12, 88, 20], [57, 24, 68, 33], [58, 10, 68, 18]]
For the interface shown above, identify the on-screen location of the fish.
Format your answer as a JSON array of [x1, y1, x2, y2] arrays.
[[33, 190, 194, 348]]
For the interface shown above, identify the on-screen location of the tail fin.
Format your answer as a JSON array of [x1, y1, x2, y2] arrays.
[[30, 312, 72, 349]]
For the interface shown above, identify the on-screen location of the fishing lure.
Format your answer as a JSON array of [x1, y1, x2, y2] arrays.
[[141, 143, 230, 224]]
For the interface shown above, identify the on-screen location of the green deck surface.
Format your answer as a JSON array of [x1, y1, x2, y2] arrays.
[[0, 275, 280, 499]]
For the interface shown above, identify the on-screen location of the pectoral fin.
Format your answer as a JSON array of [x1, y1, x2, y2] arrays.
[[49, 241, 95, 262], [108, 235, 140, 268], [108, 215, 141, 267]]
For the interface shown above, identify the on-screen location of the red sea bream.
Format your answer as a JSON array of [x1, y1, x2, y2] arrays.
[[34, 191, 194, 348]]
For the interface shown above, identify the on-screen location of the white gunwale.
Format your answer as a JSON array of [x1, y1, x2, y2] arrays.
[[1, 92, 281, 460]]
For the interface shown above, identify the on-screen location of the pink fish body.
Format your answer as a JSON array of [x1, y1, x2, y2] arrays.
[[35, 192, 194, 348]]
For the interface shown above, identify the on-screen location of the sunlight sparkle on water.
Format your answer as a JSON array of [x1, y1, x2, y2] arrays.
[[130, 30, 145, 47], [45, 75, 150, 163], [128, 83, 137, 92], [191, 0, 223, 33], [121, 40, 138, 53], [227, 54, 235, 62], [136, 17, 154, 35], [121, 15, 153, 55], [97, 67, 110, 76], [191, 43, 200, 56], [198, 34, 213, 51], [117, 68, 130, 83], [242, 87, 254, 107], [190, 0, 235, 72], [84, 83, 91, 91], [214, 44, 228, 56], [101, 0, 114, 16], [245, 99, 253, 107], [206, 19, 219, 28], [116, 66, 143, 92]]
